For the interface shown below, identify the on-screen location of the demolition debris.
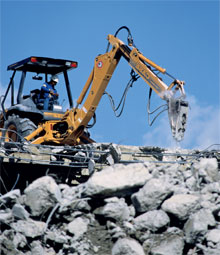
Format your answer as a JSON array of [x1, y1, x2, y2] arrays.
[[0, 143, 220, 255]]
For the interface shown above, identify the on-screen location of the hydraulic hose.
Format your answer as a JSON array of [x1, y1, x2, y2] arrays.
[[106, 26, 134, 53]]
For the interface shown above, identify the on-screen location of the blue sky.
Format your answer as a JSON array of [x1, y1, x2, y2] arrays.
[[1, 0, 219, 149]]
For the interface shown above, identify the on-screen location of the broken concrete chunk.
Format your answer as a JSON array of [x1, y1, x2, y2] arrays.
[[96, 143, 121, 164], [0, 143, 219, 255], [11, 219, 46, 238], [184, 209, 216, 244], [112, 237, 145, 255], [107, 222, 126, 239], [185, 176, 197, 190], [24, 176, 61, 216], [60, 185, 80, 200], [13, 232, 27, 249], [12, 204, 29, 220], [30, 240, 45, 255], [193, 158, 219, 183], [83, 163, 152, 197], [94, 197, 131, 222], [30, 240, 56, 255], [134, 210, 170, 232], [201, 182, 220, 194], [0, 229, 27, 252], [131, 177, 173, 213], [144, 227, 184, 255], [161, 194, 200, 220], [66, 217, 89, 240], [69, 199, 91, 212], [46, 229, 69, 244], [206, 229, 220, 244], [60, 197, 91, 214], [0, 189, 21, 204], [0, 229, 17, 252], [0, 210, 13, 224]]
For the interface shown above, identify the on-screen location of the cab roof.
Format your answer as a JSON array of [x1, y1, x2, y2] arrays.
[[7, 56, 78, 75]]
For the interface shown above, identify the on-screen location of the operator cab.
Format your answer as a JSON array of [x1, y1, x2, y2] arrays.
[[2, 56, 77, 121]]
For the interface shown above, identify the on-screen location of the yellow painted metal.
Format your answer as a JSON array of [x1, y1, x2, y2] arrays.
[[138, 53, 166, 74], [127, 48, 168, 97], [43, 112, 64, 119], [17, 32, 186, 146], [76, 68, 94, 106], [59, 44, 121, 145], [30, 136, 45, 145], [25, 126, 44, 142]]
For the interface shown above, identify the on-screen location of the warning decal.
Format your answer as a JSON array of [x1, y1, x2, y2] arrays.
[[97, 61, 103, 68]]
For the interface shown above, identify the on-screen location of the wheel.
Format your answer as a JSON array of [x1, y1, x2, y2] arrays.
[[2, 114, 37, 142]]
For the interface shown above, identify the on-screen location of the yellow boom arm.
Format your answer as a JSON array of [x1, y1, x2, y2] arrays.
[[27, 33, 188, 145]]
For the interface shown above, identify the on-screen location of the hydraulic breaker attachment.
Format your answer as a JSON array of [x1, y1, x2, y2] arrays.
[[168, 97, 189, 142]]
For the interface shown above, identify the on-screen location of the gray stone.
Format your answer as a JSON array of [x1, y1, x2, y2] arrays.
[[194, 158, 219, 183], [0, 229, 16, 251], [88, 158, 95, 175], [0, 189, 21, 204], [201, 182, 220, 194], [108, 224, 126, 239], [0, 229, 27, 253], [185, 176, 197, 190], [183, 170, 193, 180], [62, 183, 85, 198], [0, 210, 13, 224], [46, 229, 69, 244], [143, 227, 184, 255], [62, 210, 83, 222], [13, 232, 27, 249], [204, 248, 220, 255], [11, 219, 46, 238], [112, 237, 145, 255], [134, 210, 170, 232], [150, 236, 184, 255], [1, 144, 219, 255], [30, 240, 44, 255], [83, 163, 152, 197], [60, 197, 91, 214], [102, 143, 121, 165], [24, 176, 61, 216], [123, 221, 136, 235], [196, 243, 220, 255], [29, 240, 56, 255], [161, 194, 200, 220], [64, 238, 92, 255], [94, 197, 130, 222], [109, 143, 121, 163], [12, 203, 29, 220], [200, 193, 217, 211], [184, 209, 216, 243], [70, 199, 91, 212], [96, 143, 121, 165], [66, 217, 89, 240], [206, 229, 220, 243], [59, 185, 81, 212], [131, 177, 173, 213]]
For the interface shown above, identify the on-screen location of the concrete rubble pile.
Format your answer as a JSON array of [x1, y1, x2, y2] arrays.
[[0, 144, 220, 255]]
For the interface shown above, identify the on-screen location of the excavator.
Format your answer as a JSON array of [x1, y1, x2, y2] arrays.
[[0, 26, 188, 146]]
